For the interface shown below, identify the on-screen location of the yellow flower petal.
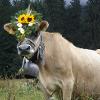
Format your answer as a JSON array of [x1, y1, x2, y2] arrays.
[[18, 14, 26, 24], [26, 15, 35, 23]]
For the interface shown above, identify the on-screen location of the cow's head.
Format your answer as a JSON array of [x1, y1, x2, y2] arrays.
[[4, 21, 49, 78], [4, 21, 49, 57]]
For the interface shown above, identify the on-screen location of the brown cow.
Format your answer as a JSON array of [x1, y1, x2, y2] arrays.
[[4, 21, 100, 100]]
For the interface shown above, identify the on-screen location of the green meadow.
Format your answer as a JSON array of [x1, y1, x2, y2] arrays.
[[0, 79, 97, 100], [0, 79, 44, 100]]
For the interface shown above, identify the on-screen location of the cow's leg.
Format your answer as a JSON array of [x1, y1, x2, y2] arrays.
[[62, 78, 74, 100], [43, 91, 51, 100], [40, 84, 52, 100], [43, 89, 54, 100]]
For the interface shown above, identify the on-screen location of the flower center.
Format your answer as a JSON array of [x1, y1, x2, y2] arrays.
[[21, 17, 25, 21], [27, 18, 32, 22]]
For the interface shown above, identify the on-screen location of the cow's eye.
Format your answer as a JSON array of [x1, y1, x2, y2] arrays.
[[31, 31, 40, 38], [34, 31, 39, 37]]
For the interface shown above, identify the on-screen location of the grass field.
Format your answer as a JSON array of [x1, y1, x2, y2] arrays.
[[0, 79, 98, 100], [0, 79, 44, 100]]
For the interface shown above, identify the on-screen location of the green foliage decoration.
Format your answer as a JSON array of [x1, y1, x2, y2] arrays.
[[10, 8, 42, 41]]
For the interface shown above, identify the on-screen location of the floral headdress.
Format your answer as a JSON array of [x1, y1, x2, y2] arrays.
[[10, 7, 42, 40]]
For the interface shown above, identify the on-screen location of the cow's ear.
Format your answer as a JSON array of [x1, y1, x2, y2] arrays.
[[37, 21, 49, 32], [4, 23, 16, 35]]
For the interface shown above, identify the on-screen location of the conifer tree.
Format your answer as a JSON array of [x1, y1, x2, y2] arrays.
[[85, 0, 100, 48], [44, 0, 66, 34], [65, 0, 81, 46], [0, 0, 21, 78]]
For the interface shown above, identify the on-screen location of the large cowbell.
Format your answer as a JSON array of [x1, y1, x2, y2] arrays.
[[18, 57, 39, 78]]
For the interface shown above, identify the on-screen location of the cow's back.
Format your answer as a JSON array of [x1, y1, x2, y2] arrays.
[[71, 46, 100, 95]]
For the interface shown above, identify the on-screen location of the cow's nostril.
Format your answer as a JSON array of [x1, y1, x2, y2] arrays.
[[19, 47, 23, 51], [26, 46, 30, 50]]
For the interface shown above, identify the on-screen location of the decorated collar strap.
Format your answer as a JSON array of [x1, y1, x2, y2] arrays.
[[5, 7, 42, 41], [29, 31, 45, 65]]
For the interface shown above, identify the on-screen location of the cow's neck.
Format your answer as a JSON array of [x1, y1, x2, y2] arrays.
[[29, 32, 45, 66]]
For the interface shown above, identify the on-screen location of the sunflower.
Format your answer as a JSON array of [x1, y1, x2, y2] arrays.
[[10, 9, 42, 40], [18, 14, 26, 24], [26, 15, 35, 24]]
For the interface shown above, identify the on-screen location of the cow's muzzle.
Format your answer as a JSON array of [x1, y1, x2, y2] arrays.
[[17, 44, 34, 56]]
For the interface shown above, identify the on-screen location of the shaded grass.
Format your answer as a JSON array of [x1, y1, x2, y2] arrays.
[[0, 79, 44, 100]]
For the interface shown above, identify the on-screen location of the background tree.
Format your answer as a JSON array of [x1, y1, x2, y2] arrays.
[[0, 0, 21, 78], [44, 0, 66, 34], [64, 0, 82, 47], [84, 0, 100, 49], [13, 0, 30, 10], [0, 0, 11, 31]]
